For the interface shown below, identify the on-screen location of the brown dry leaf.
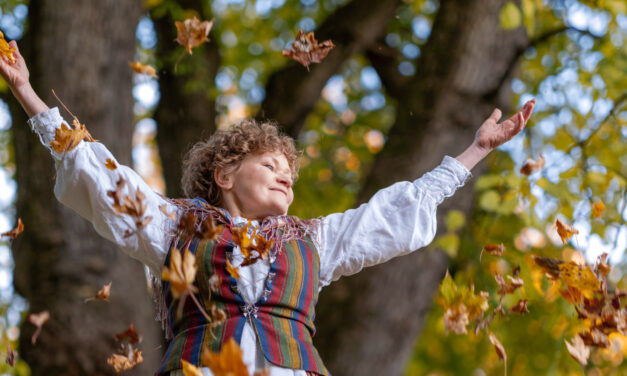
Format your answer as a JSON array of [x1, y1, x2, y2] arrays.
[[226, 259, 240, 279], [107, 177, 152, 233], [591, 200, 605, 219], [554, 218, 578, 245], [5, 344, 16, 367], [282, 29, 335, 71], [128, 61, 158, 78], [114, 323, 142, 345], [580, 329, 609, 348], [488, 332, 507, 361], [519, 154, 545, 175], [0, 31, 16, 64], [565, 335, 589, 366], [231, 222, 253, 258], [198, 216, 222, 240], [159, 204, 177, 221], [1, 218, 24, 239], [494, 273, 524, 295], [208, 303, 227, 326], [480, 243, 505, 261], [510, 299, 529, 315], [162, 247, 198, 299], [107, 345, 143, 373], [532, 255, 563, 280], [596, 253, 610, 280], [28, 310, 50, 344], [105, 158, 117, 170], [558, 261, 600, 295], [201, 337, 248, 376], [443, 304, 469, 334], [175, 17, 213, 54], [49, 118, 96, 153], [85, 281, 112, 302], [182, 359, 203, 376]]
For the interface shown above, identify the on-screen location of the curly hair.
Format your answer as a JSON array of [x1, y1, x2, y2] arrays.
[[181, 118, 299, 206]]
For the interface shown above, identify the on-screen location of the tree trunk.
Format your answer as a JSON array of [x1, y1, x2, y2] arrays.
[[313, 0, 527, 375], [9, 1, 161, 374], [151, 1, 220, 198]]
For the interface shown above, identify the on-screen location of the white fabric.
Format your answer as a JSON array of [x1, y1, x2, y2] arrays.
[[28, 108, 471, 376]]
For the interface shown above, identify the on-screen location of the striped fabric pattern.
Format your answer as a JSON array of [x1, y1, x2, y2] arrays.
[[157, 211, 329, 376]]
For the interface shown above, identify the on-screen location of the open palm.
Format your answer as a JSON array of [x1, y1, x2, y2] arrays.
[[475, 99, 535, 151], [0, 40, 30, 90]]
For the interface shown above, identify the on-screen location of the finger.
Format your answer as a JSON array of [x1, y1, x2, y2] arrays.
[[489, 108, 502, 123], [522, 99, 535, 121], [513, 112, 525, 134], [9, 40, 22, 59]]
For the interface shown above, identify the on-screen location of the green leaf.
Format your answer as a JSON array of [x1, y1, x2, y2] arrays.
[[436, 234, 460, 257], [479, 190, 501, 212], [445, 210, 466, 232], [440, 271, 456, 305], [500, 2, 522, 30]]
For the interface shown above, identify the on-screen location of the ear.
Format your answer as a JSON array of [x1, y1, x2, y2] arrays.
[[214, 167, 233, 190]]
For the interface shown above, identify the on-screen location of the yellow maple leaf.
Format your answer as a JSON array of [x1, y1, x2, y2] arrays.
[[175, 17, 214, 55], [201, 337, 248, 376], [162, 247, 198, 299], [553, 218, 578, 245], [49, 118, 96, 153], [591, 200, 605, 219], [0, 31, 16, 64], [128, 61, 158, 78], [226, 259, 240, 279], [558, 261, 600, 296], [181, 360, 203, 376]]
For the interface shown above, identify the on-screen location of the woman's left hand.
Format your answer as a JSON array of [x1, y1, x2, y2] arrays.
[[474, 99, 536, 152]]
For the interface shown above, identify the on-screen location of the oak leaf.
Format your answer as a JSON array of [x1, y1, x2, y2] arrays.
[[0, 31, 16, 64], [1, 218, 24, 239], [49, 118, 96, 153], [201, 337, 248, 376], [162, 247, 198, 299], [553, 218, 578, 245], [282, 29, 335, 71], [85, 281, 112, 302], [5, 344, 16, 367], [519, 154, 545, 175], [565, 335, 589, 366], [105, 158, 117, 170], [175, 17, 213, 54], [28, 310, 50, 344], [114, 323, 142, 345], [128, 61, 158, 78], [182, 360, 203, 376]]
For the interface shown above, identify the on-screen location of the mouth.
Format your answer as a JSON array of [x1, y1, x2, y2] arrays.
[[270, 188, 288, 196]]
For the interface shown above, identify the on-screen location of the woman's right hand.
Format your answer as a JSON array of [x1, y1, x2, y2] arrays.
[[0, 40, 31, 92]]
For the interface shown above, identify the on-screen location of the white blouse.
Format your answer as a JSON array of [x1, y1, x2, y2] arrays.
[[28, 107, 471, 376]]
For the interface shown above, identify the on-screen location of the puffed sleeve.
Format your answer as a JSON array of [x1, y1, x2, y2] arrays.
[[28, 107, 179, 275], [316, 156, 471, 288]]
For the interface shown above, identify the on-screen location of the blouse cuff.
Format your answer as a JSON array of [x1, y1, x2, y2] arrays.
[[27, 107, 68, 156], [413, 155, 472, 204]]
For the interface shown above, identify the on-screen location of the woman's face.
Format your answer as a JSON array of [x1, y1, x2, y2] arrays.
[[219, 151, 294, 219]]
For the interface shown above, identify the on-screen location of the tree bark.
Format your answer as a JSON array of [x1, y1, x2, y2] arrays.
[[151, 1, 220, 198], [9, 1, 161, 374], [313, 0, 527, 375]]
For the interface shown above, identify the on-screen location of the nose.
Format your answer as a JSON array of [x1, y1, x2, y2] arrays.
[[276, 172, 292, 189]]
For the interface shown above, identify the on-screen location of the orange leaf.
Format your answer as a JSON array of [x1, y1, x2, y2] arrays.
[[175, 17, 213, 54], [28, 310, 50, 345], [107, 345, 143, 372], [591, 200, 605, 219], [114, 323, 142, 345], [510, 299, 529, 315], [49, 118, 96, 153], [162, 247, 198, 299], [1, 218, 24, 239], [182, 360, 203, 376], [565, 335, 589, 366], [105, 158, 118, 170], [85, 281, 112, 302], [282, 29, 335, 71], [558, 261, 600, 295], [480, 243, 505, 261], [0, 31, 16, 64], [519, 154, 545, 175], [201, 337, 248, 376], [553, 218, 578, 245], [5, 344, 16, 367], [226, 259, 240, 279], [128, 61, 158, 78]]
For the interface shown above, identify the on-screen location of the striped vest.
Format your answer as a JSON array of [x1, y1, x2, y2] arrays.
[[157, 203, 329, 375]]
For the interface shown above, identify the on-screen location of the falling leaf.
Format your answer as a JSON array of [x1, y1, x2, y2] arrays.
[[595, 253, 610, 280], [488, 332, 507, 361], [85, 281, 112, 302], [1, 218, 24, 239], [510, 299, 529, 315], [201, 337, 248, 376], [565, 335, 589, 366], [182, 360, 203, 376], [198, 216, 222, 240], [553, 218, 578, 245], [558, 261, 600, 295], [282, 29, 335, 71], [443, 304, 470, 334], [579, 329, 609, 348], [591, 200, 605, 219], [175, 17, 213, 54], [107, 345, 143, 373], [532, 255, 563, 280], [0, 31, 16, 64], [114, 323, 142, 345], [128, 61, 158, 78], [519, 154, 545, 175], [28, 310, 50, 344], [494, 273, 524, 295], [159, 204, 177, 221], [5, 344, 16, 367], [105, 158, 117, 170], [49, 118, 96, 153], [162, 247, 198, 299], [480, 243, 505, 261], [107, 177, 152, 233], [226, 259, 240, 279]]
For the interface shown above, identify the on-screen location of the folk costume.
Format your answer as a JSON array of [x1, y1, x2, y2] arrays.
[[29, 107, 471, 376]]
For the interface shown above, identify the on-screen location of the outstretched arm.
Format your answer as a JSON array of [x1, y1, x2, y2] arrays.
[[456, 100, 536, 171]]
